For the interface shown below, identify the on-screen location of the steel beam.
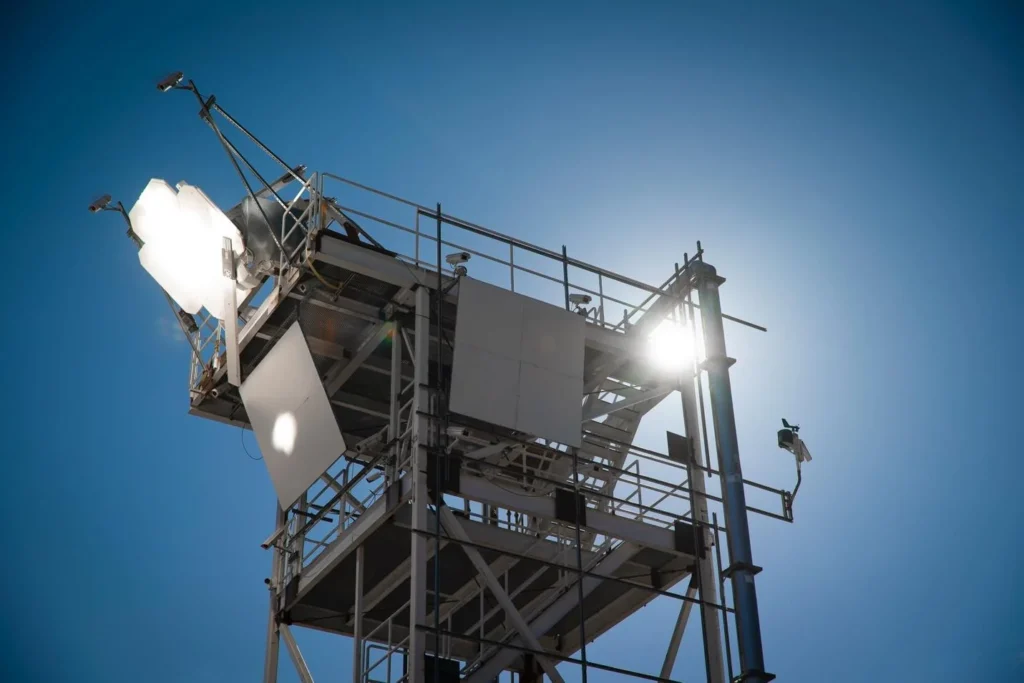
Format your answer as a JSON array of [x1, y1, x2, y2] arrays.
[[671, 301, 729, 683], [457, 474, 680, 554], [324, 322, 394, 396], [315, 232, 426, 289], [262, 505, 287, 683], [582, 384, 675, 422], [222, 237, 242, 386], [465, 541, 637, 683], [439, 507, 565, 683], [408, 285, 431, 683], [280, 624, 315, 683], [388, 318, 403, 483], [353, 545, 364, 683], [661, 578, 699, 680], [297, 475, 410, 596]]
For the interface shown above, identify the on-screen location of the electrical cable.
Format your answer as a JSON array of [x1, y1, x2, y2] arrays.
[[240, 424, 262, 460]]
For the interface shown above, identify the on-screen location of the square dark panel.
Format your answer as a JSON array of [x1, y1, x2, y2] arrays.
[[555, 488, 587, 527], [425, 654, 461, 682]]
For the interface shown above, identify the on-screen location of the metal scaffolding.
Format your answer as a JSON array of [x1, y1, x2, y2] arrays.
[[110, 75, 800, 683]]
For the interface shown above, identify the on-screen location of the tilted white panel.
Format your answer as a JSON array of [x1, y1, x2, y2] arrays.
[[239, 321, 347, 508], [449, 278, 584, 447]]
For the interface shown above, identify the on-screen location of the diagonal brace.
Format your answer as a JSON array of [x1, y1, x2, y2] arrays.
[[437, 506, 565, 683], [279, 623, 315, 683], [582, 384, 676, 422], [323, 322, 394, 397]]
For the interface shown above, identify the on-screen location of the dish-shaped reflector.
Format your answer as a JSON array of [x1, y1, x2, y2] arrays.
[[129, 179, 250, 320]]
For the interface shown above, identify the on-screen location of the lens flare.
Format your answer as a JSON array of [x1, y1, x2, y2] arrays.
[[647, 320, 694, 373]]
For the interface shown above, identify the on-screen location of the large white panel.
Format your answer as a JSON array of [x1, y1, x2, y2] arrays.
[[454, 278, 524, 362], [239, 321, 347, 508], [516, 362, 583, 447], [449, 344, 520, 431], [450, 278, 586, 446], [520, 296, 585, 378]]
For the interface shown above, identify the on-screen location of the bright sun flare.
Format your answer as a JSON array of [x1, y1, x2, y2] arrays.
[[647, 320, 694, 373]]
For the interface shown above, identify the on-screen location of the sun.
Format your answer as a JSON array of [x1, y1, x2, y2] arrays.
[[647, 319, 694, 374]]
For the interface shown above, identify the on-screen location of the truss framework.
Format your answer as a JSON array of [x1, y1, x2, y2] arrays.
[[122, 77, 797, 683]]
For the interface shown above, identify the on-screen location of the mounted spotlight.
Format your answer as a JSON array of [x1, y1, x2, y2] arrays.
[[445, 251, 471, 277], [87, 194, 113, 213], [568, 293, 592, 316], [157, 71, 185, 92]]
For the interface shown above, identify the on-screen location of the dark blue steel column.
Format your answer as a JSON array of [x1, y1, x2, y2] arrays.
[[693, 262, 772, 683]]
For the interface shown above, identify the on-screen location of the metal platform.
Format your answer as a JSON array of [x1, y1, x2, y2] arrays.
[[110, 77, 798, 683]]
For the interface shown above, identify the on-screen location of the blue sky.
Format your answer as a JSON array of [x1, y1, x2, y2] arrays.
[[2, 1, 1022, 681]]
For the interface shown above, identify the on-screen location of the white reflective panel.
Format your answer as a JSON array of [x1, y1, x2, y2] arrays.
[[128, 178, 250, 319], [239, 321, 347, 509], [450, 278, 585, 447], [520, 296, 585, 378], [448, 344, 520, 431], [517, 363, 583, 447], [452, 278, 523, 361]]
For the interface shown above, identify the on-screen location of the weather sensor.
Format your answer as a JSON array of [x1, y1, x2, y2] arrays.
[[778, 418, 812, 469]]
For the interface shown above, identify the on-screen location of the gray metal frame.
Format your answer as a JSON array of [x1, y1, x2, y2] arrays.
[[115, 77, 799, 683]]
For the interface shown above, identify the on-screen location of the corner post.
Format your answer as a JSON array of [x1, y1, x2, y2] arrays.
[[408, 285, 431, 683], [262, 505, 287, 683], [694, 262, 772, 683]]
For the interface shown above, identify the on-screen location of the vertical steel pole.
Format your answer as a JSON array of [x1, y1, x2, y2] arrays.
[[694, 262, 770, 682], [434, 204, 445, 683], [388, 320, 403, 484], [409, 285, 431, 683], [262, 505, 287, 683], [675, 299, 726, 683], [563, 244, 588, 683], [353, 544, 365, 683]]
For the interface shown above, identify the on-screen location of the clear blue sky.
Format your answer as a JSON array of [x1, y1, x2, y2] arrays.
[[2, 2, 1022, 682]]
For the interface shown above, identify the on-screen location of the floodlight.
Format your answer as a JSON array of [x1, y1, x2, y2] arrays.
[[128, 178, 252, 319], [646, 319, 694, 373], [157, 71, 184, 92], [88, 194, 113, 213]]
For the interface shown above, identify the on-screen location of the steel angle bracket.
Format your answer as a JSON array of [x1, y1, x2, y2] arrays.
[[222, 236, 241, 386]]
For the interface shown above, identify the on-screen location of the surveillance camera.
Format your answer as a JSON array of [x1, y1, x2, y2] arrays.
[[445, 251, 471, 276], [88, 194, 112, 213], [445, 251, 471, 266], [157, 71, 184, 92], [568, 293, 592, 306]]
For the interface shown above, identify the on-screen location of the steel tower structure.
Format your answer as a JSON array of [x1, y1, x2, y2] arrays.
[[101, 75, 802, 683]]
